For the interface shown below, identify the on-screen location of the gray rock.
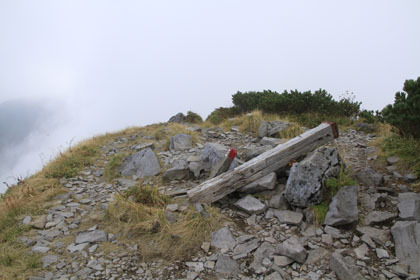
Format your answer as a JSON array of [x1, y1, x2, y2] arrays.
[[355, 168, 384, 187], [245, 145, 272, 161], [305, 247, 330, 265], [67, 242, 89, 253], [404, 173, 418, 183], [200, 142, 237, 173], [210, 227, 236, 250], [268, 121, 291, 136], [285, 146, 341, 207], [376, 248, 389, 259], [214, 254, 239, 274], [260, 137, 284, 147], [354, 243, 369, 260], [330, 251, 365, 280], [268, 192, 289, 210], [168, 112, 186, 123], [87, 259, 103, 271], [120, 148, 161, 177], [356, 226, 390, 245], [274, 255, 294, 267], [364, 211, 397, 226], [265, 272, 284, 280], [234, 195, 266, 214], [273, 210, 303, 225], [75, 230, 107, 244], [32, 215, 47, 229], [238, 172, 277, 193], [188, 162, 203, 178], [250, 242, 276, 274], [398, 192, 420, 222], [391, 221, 420, 274], [32, 246, 50, 253], [185, 262, 204, 273], [169, 134, 192, 151], [41, 255, 58, 268], [258, 121, 269, 138], [387, 156, 400, 165], [276, 238, 307, 263], [163, 160, 190, 181], [233, 238, 260, 255], [166, 204, 179, 212], [324, 186, 358, 226], [324, 225, 350, 239], [22, 216, 32, 225]]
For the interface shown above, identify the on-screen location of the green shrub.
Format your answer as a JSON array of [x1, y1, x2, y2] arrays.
[[382, 134, 420, 176], [185, 111, 203, 123], [104, 154, 124, 182], [382, 77, 420, 138], [206, 107, 237, 124]]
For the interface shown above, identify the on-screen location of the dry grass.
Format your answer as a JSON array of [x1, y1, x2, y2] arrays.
[[106, 185, 222, 261], [277, 123, 304, 139]]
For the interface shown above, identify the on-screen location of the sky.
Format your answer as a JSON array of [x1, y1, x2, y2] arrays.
[[0, 0, 419, 192]]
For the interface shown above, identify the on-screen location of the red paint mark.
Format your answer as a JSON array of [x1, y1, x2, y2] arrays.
[[228, 148, 237, 159]]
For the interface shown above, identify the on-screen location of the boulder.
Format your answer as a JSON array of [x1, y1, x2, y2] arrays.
[[210, 227, 236, 250], [330, 251, 365, 280], [324, 185, 358, 226], [355, 168, 384, 187], [398, 192, 420, 222], [201, 143, 228, 172], [163, 160, 190, 181], [120, 148, 161, 177], [258, 120, 291, 138], [276, 237, 307, 263], [258, 121, 269, 138], [364, 211, 397, 226], [169, 134, 192, 151], [285, 146, 341, 207], [188, 162, 203, 178], [238, 172, 277, 193], [260, 137, 284, 147], [234, 195, 266, 214], [268, 192, 289, 210], [168, 112, 186, 123], [356, 226, 390, 246], [391, 221, 420, 274]]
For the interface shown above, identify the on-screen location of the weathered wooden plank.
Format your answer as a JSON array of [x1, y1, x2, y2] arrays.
[[187, 122, 338, 203]]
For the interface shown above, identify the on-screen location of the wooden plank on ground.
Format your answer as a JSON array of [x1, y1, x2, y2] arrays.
[[187, 122, 339, 204]]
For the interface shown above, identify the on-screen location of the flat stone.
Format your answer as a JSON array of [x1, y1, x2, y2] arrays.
[[265, 272, 283, 280], [32, 215, 47, 229], [169, 134, 192, 151], [305, 247, 330, 265], [324, 185, 358, 226], [330, 251, 365, 280], [75, 230, 107, 244], [185, 262, 204, 273], [356, 226, 390, 246], [354, 243, 369, 260], [233, 195, 266, 214], [387, 156, 400, 165], [391, 221, 420, 274], [398, 192, 420, 222], [233, 238, 260, 255], [250, 242, 276, 274], [32, 246, 50, 253], [273, 210, 303, 225], [403, 173, 418, 183], [41, 255, 58, 268], [268, 193, 289, 210], [210, 227, 236, 250], [274, 255, 294, 267], [87, 259, 103, 271], [214, 254, 239, 274], [260, 137, 284, 147], [376, 248, 389, 259], [238, 172, 277, 193], [324, 225, 350, 239], [67, 242, 89, 253], [276, 238, 307, 263], [364, 211, 397, 226], [163, 160, 190, 181], [120, 148, 161, 177], [166, 204, 179, 212]]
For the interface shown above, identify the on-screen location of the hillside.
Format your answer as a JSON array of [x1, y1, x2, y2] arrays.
[[0, 110, 419, 280]]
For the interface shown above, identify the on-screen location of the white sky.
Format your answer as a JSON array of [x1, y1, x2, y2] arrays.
[[0, 0, 419, 191]]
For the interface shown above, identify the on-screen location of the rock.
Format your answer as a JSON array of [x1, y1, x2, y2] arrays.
[[376, 248, 389, 259], [32, 215, 47, 229], [163, 160, 190, 181], [233, 238, 260, 255], [169, 134, 192, 151], [391, 221, 420, 274], [273, 210, 303, 225], [210, 227, 236, 250], [285, 146, 341, 207], [268, 121, 291, 136], [274, 255, 294, 267], [238, 172, 277, 193], [268, 193, 289, 210], [403, 173, 418, 183], [322, 234, 333, 245], [330, 251, 365, 280], [250, 242, 276, 274], [185, 262, 204, 273], [276, 238, 307, 263], [164, 210, 178, 224], [260, 137, 284, 147], [245, 145, 272, 161], [324, 225, 350, 239], [67, 242, 89, 253], [324, 186, 358, 226], [214, 254, 239, 274], [233, 195, 266, 214], [87, 259, 103, 271], [188, 162, 203, 178], [41, 255, 58, 268], [75, 230, 107, 244], [166, 204, 179, 212], [305, 248, 330, 265], [32, 246, 50, 253], [354, 243, 369, 260], [120, 148, 161, 177], [398, 192, 420, 222], [201, 143, 228, 172], [168, 112, 186, 123], [386, 156, 400, 165], [258, 121, 269, 138], [356, 226, 390, 246], [364, 211, 397, 226], [265, 272, 284, 280], [355, 168, 384, 187], [201, 242, 210, 253], [22, 216, 32, 225]]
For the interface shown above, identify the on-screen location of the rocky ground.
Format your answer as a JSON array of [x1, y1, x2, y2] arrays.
[[21, 119, 420, 280]]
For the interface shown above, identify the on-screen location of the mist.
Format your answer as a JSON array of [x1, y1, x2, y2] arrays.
[[1, 0, 420, 192]]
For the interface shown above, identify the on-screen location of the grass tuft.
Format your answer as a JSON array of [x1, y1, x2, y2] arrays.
[[104, 154, 125, 182]]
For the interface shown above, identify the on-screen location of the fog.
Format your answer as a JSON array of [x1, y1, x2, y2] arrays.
[[1, 1, 420, 192]]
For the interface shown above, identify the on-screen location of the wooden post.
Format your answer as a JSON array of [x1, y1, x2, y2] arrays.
[[187, 122, 339, 203]]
